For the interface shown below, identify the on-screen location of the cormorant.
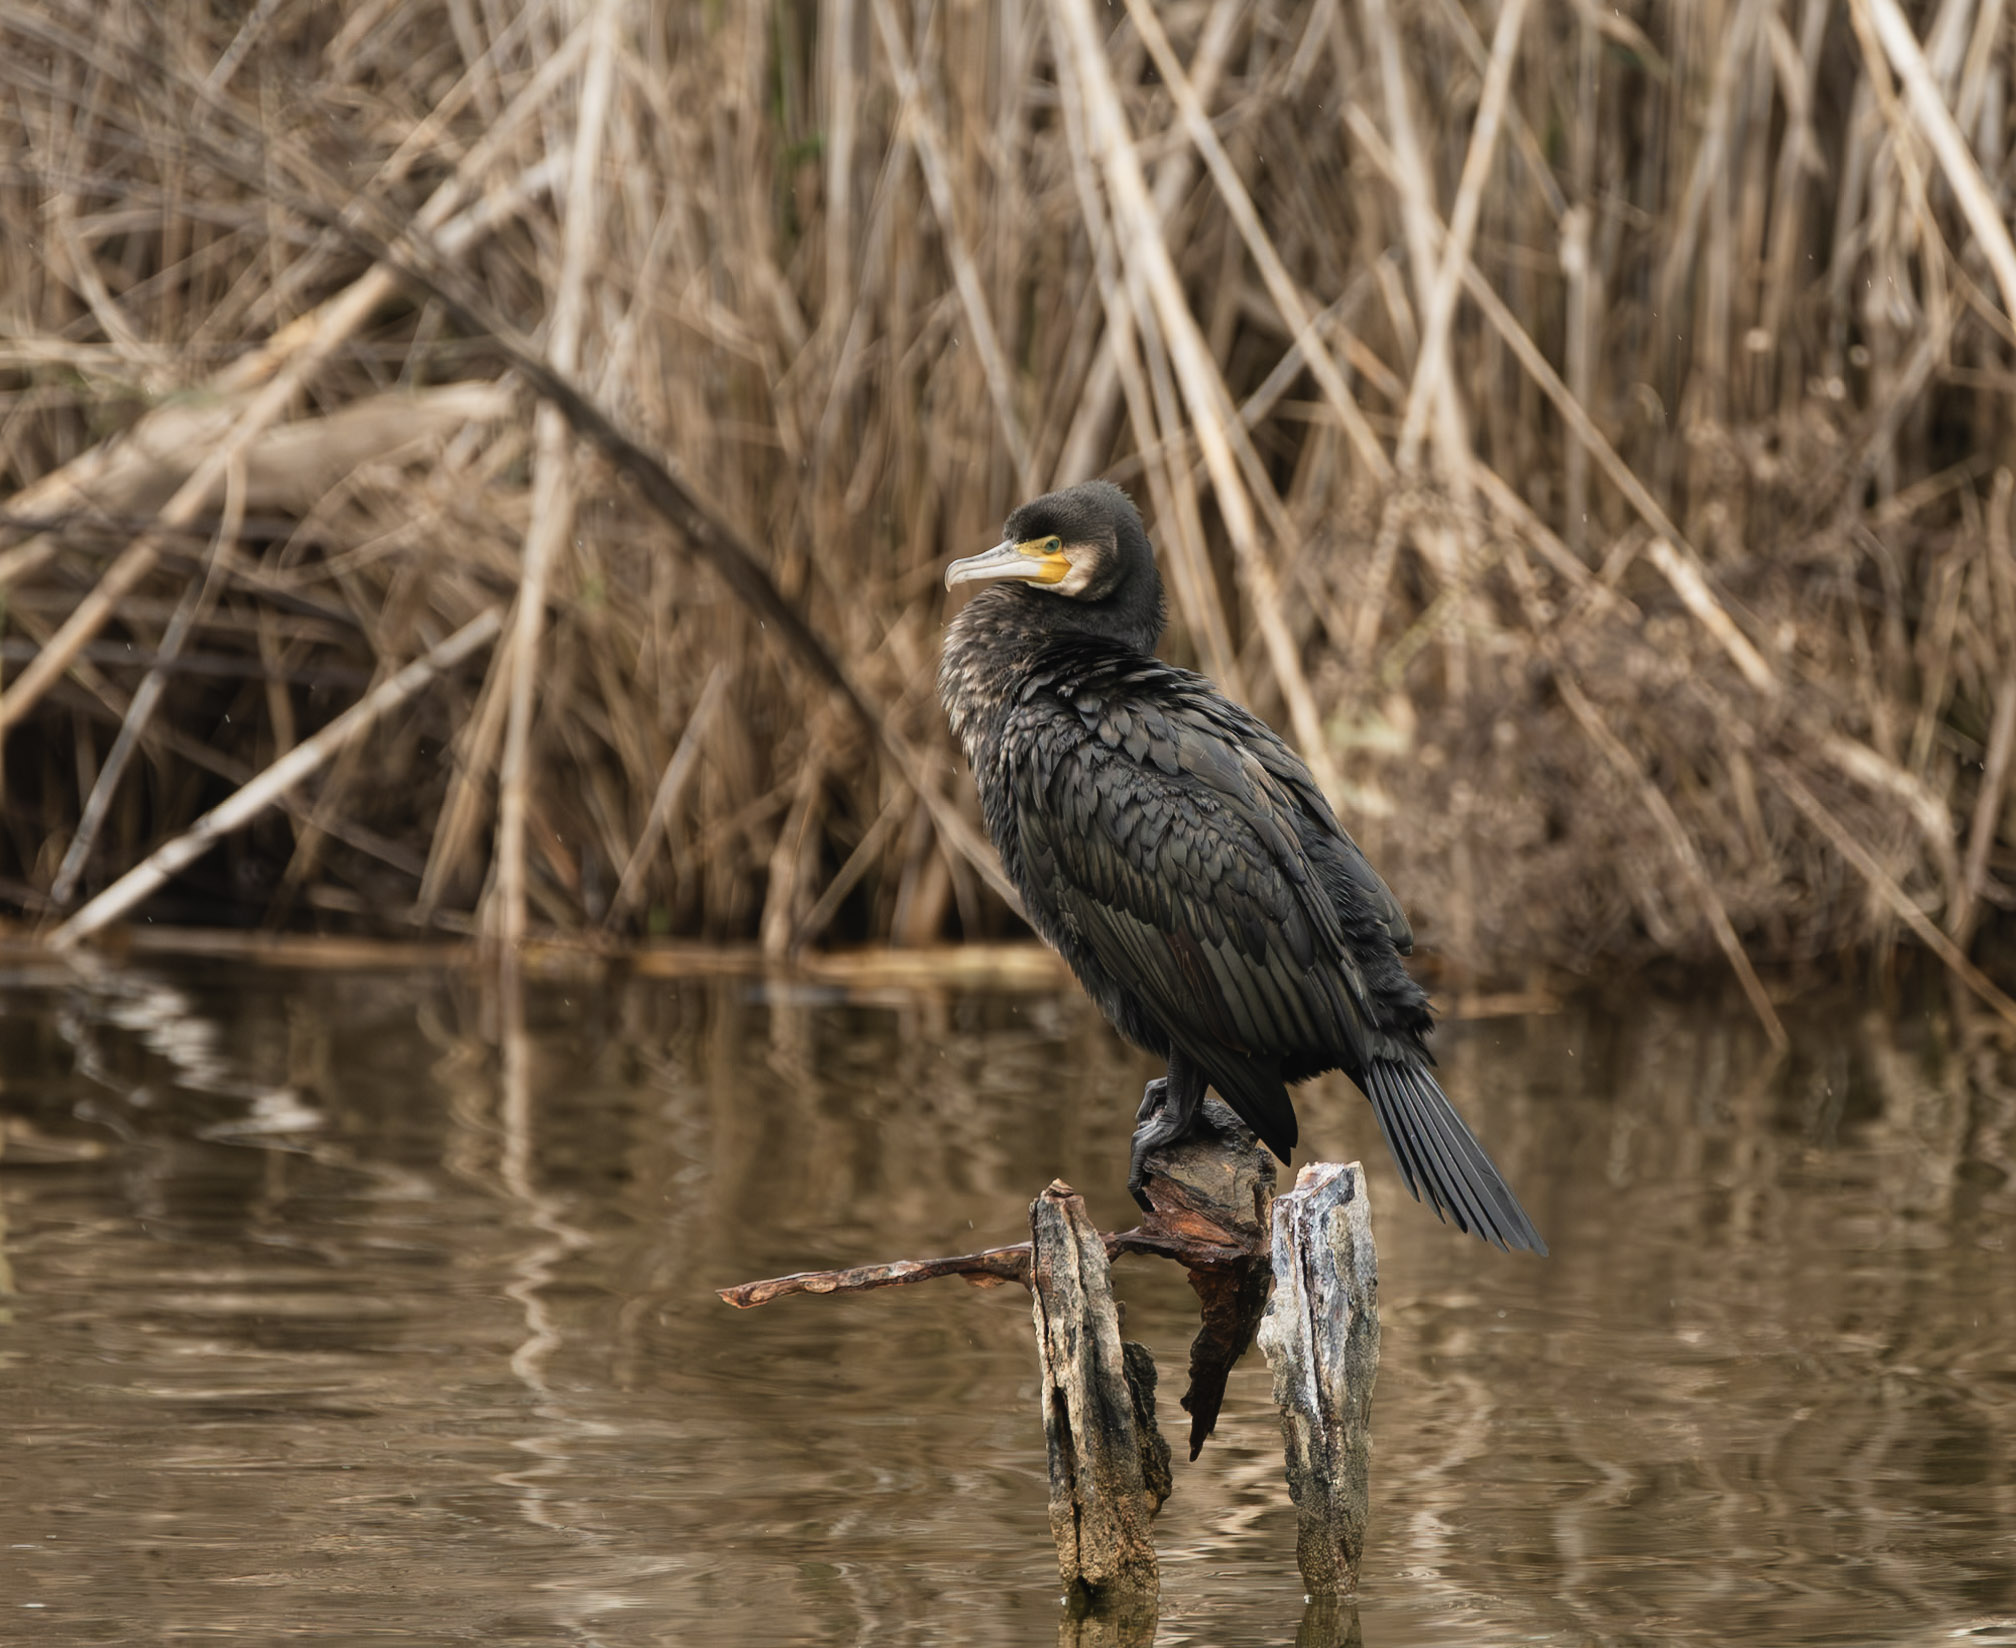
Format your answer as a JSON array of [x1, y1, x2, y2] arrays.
[[939, 481, 1545, 1253]]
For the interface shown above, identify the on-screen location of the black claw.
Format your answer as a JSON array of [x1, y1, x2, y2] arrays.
[[1126, 1056, 1208, 1210], [1126, 1122, 1167, 1210]]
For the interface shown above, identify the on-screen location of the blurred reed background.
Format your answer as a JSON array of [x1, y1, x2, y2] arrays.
[[2, 0, 2014, 1015]]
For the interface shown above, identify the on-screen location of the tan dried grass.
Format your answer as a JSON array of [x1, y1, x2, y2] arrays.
[[1, 0, 2013, 1014]]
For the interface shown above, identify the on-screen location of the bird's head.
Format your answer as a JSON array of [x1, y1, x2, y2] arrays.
[[943, 480, 1153, 606]]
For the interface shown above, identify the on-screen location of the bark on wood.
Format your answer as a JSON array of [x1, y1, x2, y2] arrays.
[[1135, 1097, 1275, 1457], [1029, 1179, 1161, 1602], [1256, 1160, 1381, 1597], [1119, 1341, 1174, 1513], [1182, 1244, 1276, 1459], [717, 1241, 1034, 1307]]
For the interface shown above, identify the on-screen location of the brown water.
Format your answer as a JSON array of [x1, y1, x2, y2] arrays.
[[0, 955, 2012, 1647]]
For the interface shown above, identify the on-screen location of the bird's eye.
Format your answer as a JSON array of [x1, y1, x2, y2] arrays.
[[1043, 536, 1062, 554]]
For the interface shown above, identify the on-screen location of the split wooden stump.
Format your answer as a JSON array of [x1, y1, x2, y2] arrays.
[[1259, 1161, 1381, 1595], [1030, 1179, 1167, 1598], [719, 1098, 1382, 1608]]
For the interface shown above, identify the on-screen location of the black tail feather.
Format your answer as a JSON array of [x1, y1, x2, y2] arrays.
[[1363, 1059, 1547, 1254]]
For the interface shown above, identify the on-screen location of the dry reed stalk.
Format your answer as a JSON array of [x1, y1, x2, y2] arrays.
[[1956, 679, 2016, 948], [1394, 0, 1529, 473], [21, 613, 428, 881], [279, 146, 1025, 920], [1121, 0, 1388, 483], [872, 0, 1036, 497], [1767, 755, 2016, 1028], [1856, 0, 2016, 324], [48, 608, 503, 948], [416, 624, 516, 918], [1050, 0, 1342, 801], [790, 782, 905, 953], [1358, 0, 1472, 504], [0, 143, 558, 599], [0, 283, 377, 735], [606, 662, 727, 930], [1503, 544, 1787, 1046], [494, 0, 616, 955], [48, 455, 245, 908], [1052, 0, 1243, 490], [759, 717, 832, 959], [1375, 114, 1939, 888], [1051, 34, 1245, 697]]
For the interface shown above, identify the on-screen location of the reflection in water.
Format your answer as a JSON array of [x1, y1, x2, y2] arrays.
[[0, 958, 2011, 1646], [493, 968, 640, 1633], [1298, 1597, 1363, 1648]]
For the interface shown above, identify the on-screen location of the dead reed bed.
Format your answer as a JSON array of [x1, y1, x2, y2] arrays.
[[2, 0, 2014, 1019]]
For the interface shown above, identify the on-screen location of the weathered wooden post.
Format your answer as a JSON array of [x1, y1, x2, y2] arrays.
[[1028, 1179, 1167, 1604], [1256, 1160, 1381, 1596], [717, 1105, 1384, 1613]]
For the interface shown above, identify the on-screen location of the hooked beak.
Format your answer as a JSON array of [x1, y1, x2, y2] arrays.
[[944, 539, 1065, 591]]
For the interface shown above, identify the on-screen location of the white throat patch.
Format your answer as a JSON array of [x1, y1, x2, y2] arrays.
[[1053, 553, 1098, 597]]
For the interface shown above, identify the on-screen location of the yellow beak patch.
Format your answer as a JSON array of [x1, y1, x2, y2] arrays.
[[1019, 537, 1070, 583]]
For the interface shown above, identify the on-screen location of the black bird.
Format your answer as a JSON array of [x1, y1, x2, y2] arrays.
[[939, 481, 1545, 1253]]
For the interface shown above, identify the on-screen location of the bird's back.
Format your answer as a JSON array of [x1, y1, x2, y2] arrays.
[[968, 633, 1429, 1084]]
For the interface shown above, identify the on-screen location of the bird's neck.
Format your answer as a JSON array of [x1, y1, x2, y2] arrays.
[[939, 584, 1160, 756], [952, 580, 1165, 660]]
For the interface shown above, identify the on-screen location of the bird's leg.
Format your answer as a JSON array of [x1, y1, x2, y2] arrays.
[[1128, 1054, 1207, 1210]]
